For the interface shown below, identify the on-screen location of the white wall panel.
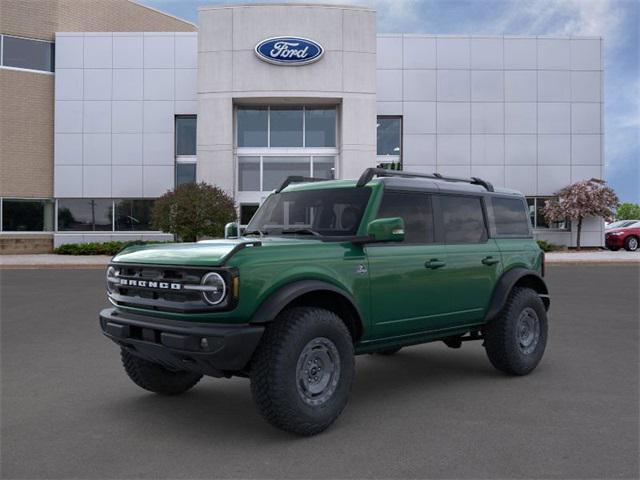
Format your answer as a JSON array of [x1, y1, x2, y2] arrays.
[[175, 34, 198, 68], [112, 101, 143, 133], [55, 134, 83, 165], [437, 135, 470, 164], [55, 69, 83, 100], [83, 133, 111, 165], [505, 103, 536, 134], [571, 39, 601, 70], [143, 133, 174, 165], [437, 70, 470, 101], [55, 35, 84, 68], [403, 70, 436, 101], [505, 71, 536, 102], [376, 70, 403, 101], [84, 35, 112, 69], [112, 69, 143, 100], [537, 39, 570, 69], [144, 69, 174, 100], [55, 101, 83, 133], [403, 102, 436, 134], [377, 36, 403, 69], [505, 165, 536, 195], [175, 69, 197, 101], [538, 135, 570, 165], [143, 35, 174, 68], [113, 35, 143, 68], [112, 166, 143, 197], [403, 134, 436, 164], [143, 101, 174, 133], [538, 71, 570, 101], [471, 70, 503, 101], [402, 36, 436, 69], [83, 165, 111, 197], [436, 38, 470, 69], [538, 103, 570, 134], [505, 135, 536, 165], [437, 103, 470, 134], [538, 165, 570, 195], [55, 166, 83, 197], [470, 38, 503, 69], [143, 165, 174, 197], [471, 135, 504, 165], [572, 135, 601, 165], [571, 103, 601, 134], [83, 101, 111, 133], [504, 38, 536, 69], [571, 71, 601, 102], [83, 69, 111, 100], [112, 134, 143, 165], [471, 103, 503, 134]]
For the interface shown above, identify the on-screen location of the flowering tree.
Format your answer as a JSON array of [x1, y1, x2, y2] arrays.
[[152, 182, 236, 242], [543, 179, 619, 250]]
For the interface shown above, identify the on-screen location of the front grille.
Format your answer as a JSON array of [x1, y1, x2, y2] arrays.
[[108, 263, 235, 313]]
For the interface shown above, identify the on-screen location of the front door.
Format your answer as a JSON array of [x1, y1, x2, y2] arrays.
[[437, 194, 502, 326], [366, 191, 452, 339]]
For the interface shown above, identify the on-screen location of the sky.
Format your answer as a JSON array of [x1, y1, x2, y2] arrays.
[[141, 0, 639, 203]]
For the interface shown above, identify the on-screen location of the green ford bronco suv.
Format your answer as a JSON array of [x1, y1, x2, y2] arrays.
[[100, 168, 550, 435]]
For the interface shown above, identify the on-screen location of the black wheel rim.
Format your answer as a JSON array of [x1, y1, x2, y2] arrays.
[[516, 307, 540, 355], [296, 337, 341, 406]]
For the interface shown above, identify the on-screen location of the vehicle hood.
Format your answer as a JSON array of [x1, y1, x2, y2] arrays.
[[606, 228, 629, 235], [112, 237, 322, 267]]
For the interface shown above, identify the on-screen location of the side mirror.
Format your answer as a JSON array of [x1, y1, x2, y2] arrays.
[[366, 217, 405, 242], [224, 222, 239, 239]]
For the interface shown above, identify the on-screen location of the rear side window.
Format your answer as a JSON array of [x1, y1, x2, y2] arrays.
[[491, 197, 532, 237], [440, 195, 487, 244], [376, 191, 435, 243]]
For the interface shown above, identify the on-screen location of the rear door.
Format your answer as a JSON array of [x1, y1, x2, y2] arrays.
[[437, 194, 502, 326], [365, 190, 453, 338]]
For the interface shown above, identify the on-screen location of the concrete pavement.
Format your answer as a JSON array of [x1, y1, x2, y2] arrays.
[[1, 266, 638, 478]]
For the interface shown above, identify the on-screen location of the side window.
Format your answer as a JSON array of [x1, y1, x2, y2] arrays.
[[491, 197, 531, 237], [440, 195, 488, 244], [376, 191, 434, 243]]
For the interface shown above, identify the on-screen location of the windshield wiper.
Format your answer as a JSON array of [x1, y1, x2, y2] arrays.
[[281, 227, 322, 237]]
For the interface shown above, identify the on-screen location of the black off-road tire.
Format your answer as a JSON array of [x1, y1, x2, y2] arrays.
[[483, 287, 548, 376], [121, 349, 202, 395], [250, 307, 355, 436], [376, 347, 402, 355], [624, 236, 638, 251]]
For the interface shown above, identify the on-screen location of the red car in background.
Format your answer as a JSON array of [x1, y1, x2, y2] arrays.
[[605, 221, 640, 251]]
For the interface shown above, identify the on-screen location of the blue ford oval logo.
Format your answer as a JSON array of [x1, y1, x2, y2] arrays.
[[255, 37, 324, 66]]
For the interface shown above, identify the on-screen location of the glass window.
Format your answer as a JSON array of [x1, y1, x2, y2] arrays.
[[176, 163, 196, 186], [377, 117, 402, 156], [535, 197, 570, 230], [305, 108, 336, 147], [246, 187, 371, 237], [440, 195, 488, 244], [114, 199, 155, 231], [175, 116, 196, 156], [2, 199, 53, 231], [270, 107, 303, 147], [237, 107, 268, 147], [238, 156, 260, 191], [376, 191, 434, 243], [313, 157, 335, 179], [57, 199, 112, 231], [240, 204, 259, 225], [262, 156, 310, 191], [492, 197, 531, 237], [527, 198, 536, 228], [2, 35, 54, 72]]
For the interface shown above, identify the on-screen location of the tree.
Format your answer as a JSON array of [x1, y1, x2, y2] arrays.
[[152, 182, 236, 242], [616, 202, 640, 220], [543, 179, 619, 250]]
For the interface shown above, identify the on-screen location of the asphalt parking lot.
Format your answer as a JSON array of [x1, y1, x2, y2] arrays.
[[1, 265, 638, 479]]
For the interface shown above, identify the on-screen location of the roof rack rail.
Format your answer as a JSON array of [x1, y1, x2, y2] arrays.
[[356, 168, 494, 192], [275, 175, 329, 193]]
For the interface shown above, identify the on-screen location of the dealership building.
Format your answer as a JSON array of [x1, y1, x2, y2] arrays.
[[0, 1, 605, 252]]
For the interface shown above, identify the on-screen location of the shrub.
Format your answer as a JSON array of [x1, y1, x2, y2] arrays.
[[152, 182, 236, 242], [54, 240, 163, 256], [536, 240, 561, 252]]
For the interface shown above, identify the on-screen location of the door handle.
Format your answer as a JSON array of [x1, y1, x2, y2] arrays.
[[481, 256, 500, 266], [425, 259, 446, 269]]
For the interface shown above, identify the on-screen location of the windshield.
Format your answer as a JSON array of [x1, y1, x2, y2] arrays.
[[607, 220, 636, 229], [245, 187, 371, 237]]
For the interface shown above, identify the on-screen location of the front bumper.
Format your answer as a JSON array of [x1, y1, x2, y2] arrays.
[[605, 235, 624, 248], [99, 308, 264, 377]]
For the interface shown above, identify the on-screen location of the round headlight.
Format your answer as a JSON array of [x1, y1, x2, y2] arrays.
[[201, 272, 226, 305], [106, 266, 117, 294]]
